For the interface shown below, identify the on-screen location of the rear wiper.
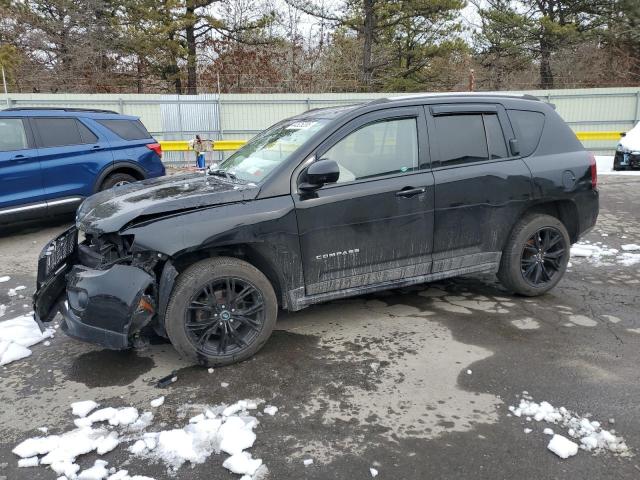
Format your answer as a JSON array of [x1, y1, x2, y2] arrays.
[[208, 168, 237, 180]]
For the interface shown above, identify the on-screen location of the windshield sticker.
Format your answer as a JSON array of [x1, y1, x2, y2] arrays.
[[286, 121, 316, 130]]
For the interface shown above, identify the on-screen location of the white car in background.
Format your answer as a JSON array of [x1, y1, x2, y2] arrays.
[[614, 122, 640, 170]]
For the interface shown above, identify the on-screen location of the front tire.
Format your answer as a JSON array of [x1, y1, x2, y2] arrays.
[[498, 214, 570, 296], [165, 257, 278, 367]]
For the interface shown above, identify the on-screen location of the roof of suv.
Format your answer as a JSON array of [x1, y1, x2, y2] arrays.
[[0, 107, 139, 120], [294, 92, 544, 121]]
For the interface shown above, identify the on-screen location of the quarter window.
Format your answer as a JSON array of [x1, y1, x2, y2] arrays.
[[98, 119, 151, 140], [508, 110, 545, 157], [323, 117, 419, 184], [0, 119, 28, 151]]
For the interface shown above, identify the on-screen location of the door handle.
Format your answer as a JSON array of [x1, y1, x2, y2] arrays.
[[91, 145, 102, 151], [396, 187, 426, 198], [11, 154, 28, 162]]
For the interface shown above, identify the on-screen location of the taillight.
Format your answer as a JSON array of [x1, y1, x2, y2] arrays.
[[146, 142, 162, 158], [588, 152, 597, 189]]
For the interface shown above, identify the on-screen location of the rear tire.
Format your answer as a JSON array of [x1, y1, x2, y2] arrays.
[[498, 214, 570, 296], [100, 173, 136, 191], [165, 257, 278, 367]]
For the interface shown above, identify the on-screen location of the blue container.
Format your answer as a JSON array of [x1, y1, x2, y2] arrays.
[[196, 153, 206, 169]]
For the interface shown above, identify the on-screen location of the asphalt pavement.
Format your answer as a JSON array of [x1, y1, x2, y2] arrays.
[[1, 175, 639, 479]]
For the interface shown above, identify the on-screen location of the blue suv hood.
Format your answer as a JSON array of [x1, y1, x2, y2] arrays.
[[76, 173, 260, 234]]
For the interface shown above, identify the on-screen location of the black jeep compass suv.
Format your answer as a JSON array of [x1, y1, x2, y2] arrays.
[[33, 93, 599, 366]]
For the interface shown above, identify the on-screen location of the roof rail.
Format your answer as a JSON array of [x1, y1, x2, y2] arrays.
[[3, 107, 120, 114]]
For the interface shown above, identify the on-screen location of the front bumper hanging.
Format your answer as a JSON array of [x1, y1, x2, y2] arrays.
[[33, 228, 156, 350]]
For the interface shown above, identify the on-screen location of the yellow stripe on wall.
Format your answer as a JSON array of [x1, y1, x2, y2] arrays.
[[160, 131, 623, 153]]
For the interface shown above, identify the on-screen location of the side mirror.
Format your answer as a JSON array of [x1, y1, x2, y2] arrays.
[[299, 159, 340, 191], [509, 138, 520, 156]]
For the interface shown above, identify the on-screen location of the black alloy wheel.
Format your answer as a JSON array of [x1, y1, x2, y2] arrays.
[[185, 277, 265, 356], [520, 227, 566, 287]]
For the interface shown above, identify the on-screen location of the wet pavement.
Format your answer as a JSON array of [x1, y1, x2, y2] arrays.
[[1, 175, 639, 479]]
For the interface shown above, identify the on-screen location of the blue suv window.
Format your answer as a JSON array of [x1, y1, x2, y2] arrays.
[[78, 121, 98, 144], [33, 118, 97, 148], [98, 119, 151, 140], [0, 119, 28, 151]]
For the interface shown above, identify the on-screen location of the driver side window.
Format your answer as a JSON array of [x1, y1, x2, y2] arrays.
[[323, 117, 419, 184]]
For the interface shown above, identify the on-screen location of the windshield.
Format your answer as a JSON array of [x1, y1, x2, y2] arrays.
[[219, 118, 329, 182]]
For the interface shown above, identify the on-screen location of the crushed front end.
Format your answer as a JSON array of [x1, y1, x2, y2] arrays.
[[33, 227, 161, 349], [614, 149, 640, 170]]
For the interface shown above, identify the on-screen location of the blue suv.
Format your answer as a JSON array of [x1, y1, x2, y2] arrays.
[[0, 108, 165, 224]]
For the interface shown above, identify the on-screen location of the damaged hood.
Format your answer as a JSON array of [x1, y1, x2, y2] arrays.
[[76, 173, 260, 234]]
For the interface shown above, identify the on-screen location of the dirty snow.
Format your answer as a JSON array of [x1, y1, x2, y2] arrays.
[[7, 285, 26, 297], [0, 314, 55, 366], [547, 434, 579, 459], [303, 458, 313, 466], [570, 241, 640, 266], [509, 394, 629, 457], [621, 244, 640, 251], [0, 276, 10, 282], [14, 398, 274, 479], [370, 467, 379, 477], [150, 396, 165, 408], [263, 405, 278, 416]]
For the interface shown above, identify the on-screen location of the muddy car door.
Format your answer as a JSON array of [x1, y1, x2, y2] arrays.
[[426, 103, 533, 272], [293, 106, 435, 295]]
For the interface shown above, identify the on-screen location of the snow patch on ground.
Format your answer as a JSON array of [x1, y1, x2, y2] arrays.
[[0, 276, 10, 282], [0, 314, 55, 366], [509, 394, 629, 458], [511, 317, 541, 330], [570, 241, 640, 267], [7, 285, 26, 297], [13, 398, 272, 479]]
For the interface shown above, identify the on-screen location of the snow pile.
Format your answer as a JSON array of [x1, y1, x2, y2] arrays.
[[509, 395, 629, 458], [570, 241, 640, 267], [137, 401, 266, 477], [14, 398, 273, 479], [618, 253, 640, 267], [0, 276, 9, 282], [547, 434, 579, 459], [570, 242, 618, 259], [8, 285, 26, 297], [71, 401, 99, 418], [0, 314, 55, 366]]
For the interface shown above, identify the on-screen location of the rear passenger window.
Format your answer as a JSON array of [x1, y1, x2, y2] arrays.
[[0, 119, 28, 151], [98, 119, 151, 140], [77, 121, 98, 144], [33, 118, 86, 148], [484, 114, 508, 159], [508, 110, 545, 157], [434, 114, 488, 165]]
